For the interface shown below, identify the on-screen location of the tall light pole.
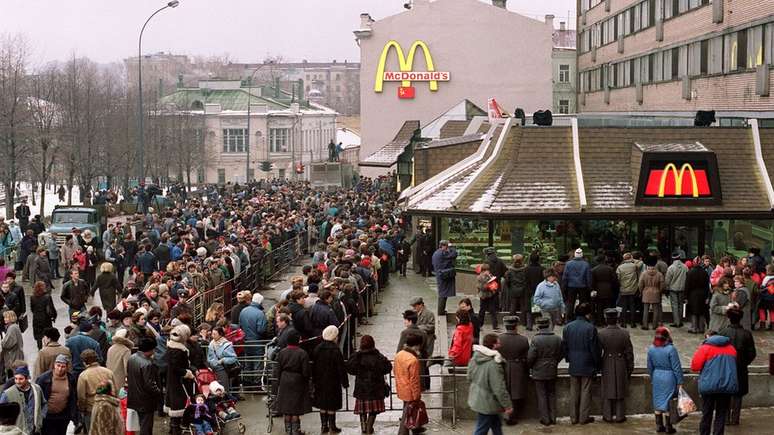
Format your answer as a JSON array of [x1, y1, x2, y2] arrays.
[[137, 0, 179, 184], [245, 62, 271, 183]]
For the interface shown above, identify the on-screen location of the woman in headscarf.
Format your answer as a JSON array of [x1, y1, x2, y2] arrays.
[[311, 325, 349, 433], [346, 334, 392, 434], [165, 324, 195, 435], [646, 327, 683, 433]]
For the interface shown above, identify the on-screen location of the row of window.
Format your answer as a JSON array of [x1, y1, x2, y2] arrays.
[[222, 127, 336, 155], [580, 0, 711, 54], [580, 0, 604, 13], [580, 23, 774, 92]]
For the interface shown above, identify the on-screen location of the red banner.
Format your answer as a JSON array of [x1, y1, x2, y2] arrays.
[[398, 86, 415, 99]]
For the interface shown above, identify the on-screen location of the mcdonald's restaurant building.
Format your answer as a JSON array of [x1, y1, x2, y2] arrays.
[[400, 116, 774, 289], [354, 0, 555, 176]]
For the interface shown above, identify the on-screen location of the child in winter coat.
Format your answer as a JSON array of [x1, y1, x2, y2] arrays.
[[206, 381, 240, 421], [183, 394, 216, 435]]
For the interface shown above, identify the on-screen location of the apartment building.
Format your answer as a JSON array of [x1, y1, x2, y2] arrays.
[[577, 0, 774, 113]]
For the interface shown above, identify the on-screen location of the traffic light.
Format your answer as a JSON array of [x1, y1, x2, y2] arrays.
[[261, 161, 271, 172]]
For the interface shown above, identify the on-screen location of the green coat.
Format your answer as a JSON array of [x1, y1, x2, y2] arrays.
[[466, 345, 511, 415]]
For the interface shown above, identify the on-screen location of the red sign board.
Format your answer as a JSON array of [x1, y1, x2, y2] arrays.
[[643, 163, 711, 197], [398, 86, 415, 99]]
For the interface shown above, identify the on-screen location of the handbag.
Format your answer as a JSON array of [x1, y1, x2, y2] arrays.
[[383, 381, 391, 398], [223, 360, 241, 378], [17, 313, 28, 333], [403, 400, 429, 430]]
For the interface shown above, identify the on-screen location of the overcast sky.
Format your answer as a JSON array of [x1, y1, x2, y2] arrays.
[[1, 0, 575, 65]]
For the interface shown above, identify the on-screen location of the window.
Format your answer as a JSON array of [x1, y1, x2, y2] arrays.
[[709, 36, 724, 74], [724, 32, 738, 72], [559, 64, 570, 83], [217, 169, 226, 184], [269, 128, 289, 153], [747, 26, 764, 68], [671, 47, 680, 79], [336, 74, 340, 80], [766, 23, 774, 66], [222, 129, 246, 153], [558, 100, 570, 114]]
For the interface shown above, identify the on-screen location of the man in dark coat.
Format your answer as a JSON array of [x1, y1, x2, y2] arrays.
[[417, 228, 435, 277], [14, 199, 31, 232], [127, 338, 163, 435], [591, 256, 618, 326], [562, 303, 601, 425], [598, 308, 634, 423], [686, 260, 711, 334], [37, 354, 79, 435], [562, 248, 593, 321], [273, 331, 312, 435], [498, 316, 530, 425], [431, 240, 457, 315], [524, 253, 545, 331], [527, 316, 564, 426], [308, 290, 340, 338], [719, 307, 756, 425], [396, 310, 430, 391]]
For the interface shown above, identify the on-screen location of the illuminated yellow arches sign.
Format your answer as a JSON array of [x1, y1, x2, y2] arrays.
[[374, 40, 450, 99]]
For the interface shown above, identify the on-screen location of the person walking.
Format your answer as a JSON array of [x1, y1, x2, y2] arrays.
[[639, 262, 665, 330], [616, 253, 641, 328], [88, 381, 123, 435], [66, 321, 102, 377], [29, 281, 56, 350], [1, 311, 25, 377], [34, 328, 71, 379], [686, 259, 711, 334], [691, 331, 738, 435], [562, 303, 601, 425], [93, 263, 121, 312], [467, 333, 512, 435], [647, 326, 682, 433], [497, 316, 529, 426], [273, 330, 312, 435], [127, 337, 163, 435], [598, 308, 634, 423], [431, 240, 457, 316], [718, 307, 756, 426], [0, 366, 44, 435], [527, 317, 563, 426], [395, 332, 424, 435], [524, 253, 544, 331], [61, 269, 89, 317], [37, 354, 79, 435], [346, 335, 392, 434], [106, 329, 133, 393], [76, 349, 114, 432], [665, 253, 688, 328], [561, 248, 592, 321], [312, 325, 349, 433]]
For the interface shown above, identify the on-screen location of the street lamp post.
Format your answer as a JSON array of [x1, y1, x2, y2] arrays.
[[137, 0, 179, 184]]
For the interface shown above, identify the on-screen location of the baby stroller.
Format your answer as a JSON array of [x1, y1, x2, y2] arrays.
[[183, 369, 246, 435]]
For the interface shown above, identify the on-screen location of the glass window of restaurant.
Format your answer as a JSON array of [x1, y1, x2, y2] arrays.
[[705, 219, 774, 262], [439, 217, 489, 271]]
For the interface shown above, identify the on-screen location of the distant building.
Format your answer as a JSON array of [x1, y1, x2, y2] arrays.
[[355, 0, 554, 175], [158, 79, 336, 183], [553, 22, 577, 114], [577, 0, 774, 115]]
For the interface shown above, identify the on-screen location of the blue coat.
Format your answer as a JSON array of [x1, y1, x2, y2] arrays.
[[561, 257, 592, 289], [136, 251, 157, 274], [533, 280, 565, 311], [36, 370, 79, 422], [647, 344, 684, 411], [432, 247, 458, 298], [691, 335, 738, 395], [65, 333, 102, 373], [239, 303, 267, 341], [561, 316, 601, 377], [207, 339, 238, 371]]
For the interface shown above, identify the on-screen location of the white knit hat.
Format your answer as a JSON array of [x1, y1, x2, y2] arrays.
[[252, 292, 264, 305], [322, 325, 339, 342], [574, 248, 583, 258], [170, 324, 191, 343], [209, 380, 225, 394]]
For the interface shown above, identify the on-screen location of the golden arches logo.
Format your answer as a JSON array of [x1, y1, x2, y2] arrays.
[[658, 163, 699, 198], [374, 40, 449, 93]]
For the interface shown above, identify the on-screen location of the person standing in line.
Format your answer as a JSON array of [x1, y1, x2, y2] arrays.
[[532, 269, 565, 329], [497, 316, 529, 426], [527, 317, 563, 426], [562, 303, 601, 425], [312, 325, 348, 433], [730, 275, 752, 331], [616, 253, 641, 328], [411, 297, 436, 379], [504, 255, 527, 318], [477, 264, 499, 330], [395, 333, 423, 435], [561, 248, 592, 321], [346, 335, 392, 434], [126, 337, 163, 435], [686, 259, 711, 334], [709, 278, 733, 333], [718, 307, 756, 426], [598, 308, 634, 423], [273, 330, 312, 435], [37, 354, 79, 435], [467, 333, 512, 435], [524, 253, 545, 331], [665, 253, 688, 328], [590, 255, 617, 325], [690, 331, 738, 435], [431, 240, 457, 316], [647, 327, 682, 433], [639, 261, 665, 330]]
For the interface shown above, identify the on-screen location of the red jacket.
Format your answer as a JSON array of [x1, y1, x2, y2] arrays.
[[448, 323, 474, 366]]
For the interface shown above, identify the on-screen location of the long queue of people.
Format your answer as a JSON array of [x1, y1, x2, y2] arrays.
[[0, 176, 415, 435]]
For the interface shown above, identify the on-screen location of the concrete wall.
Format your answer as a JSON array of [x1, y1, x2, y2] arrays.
[[359, 0, 553, 175], [444, 368, 774, 420]]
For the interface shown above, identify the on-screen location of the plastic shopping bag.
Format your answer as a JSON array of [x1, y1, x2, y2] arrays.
[[677, 387, 697, 416]]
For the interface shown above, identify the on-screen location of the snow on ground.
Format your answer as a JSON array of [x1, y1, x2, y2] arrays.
[[0, 183, 83, 220]]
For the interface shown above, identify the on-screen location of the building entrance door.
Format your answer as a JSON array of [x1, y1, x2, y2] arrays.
[[638, 221, 704, 262]]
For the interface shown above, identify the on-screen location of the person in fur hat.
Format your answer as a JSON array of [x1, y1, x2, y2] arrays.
[[165, 324, 195, 435]]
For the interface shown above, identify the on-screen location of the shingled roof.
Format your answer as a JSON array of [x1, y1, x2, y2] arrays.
[[360, 120, 420, 167], [405, 124, 774, 217]]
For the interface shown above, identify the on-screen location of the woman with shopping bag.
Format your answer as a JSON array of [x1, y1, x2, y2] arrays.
[[646, 327, 683, 433]]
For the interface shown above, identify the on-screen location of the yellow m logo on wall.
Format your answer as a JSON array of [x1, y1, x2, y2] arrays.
[[658, 163, 699, 197], [374, 40, 440, 93]]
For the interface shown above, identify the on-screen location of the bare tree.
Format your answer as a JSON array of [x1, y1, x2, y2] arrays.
[[0, 34, 30, 218], [26, 64, 62, 216]]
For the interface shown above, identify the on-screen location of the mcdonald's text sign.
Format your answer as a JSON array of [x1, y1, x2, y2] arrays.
[[374, 40, 450, 99], [635, 153, 722, 206]]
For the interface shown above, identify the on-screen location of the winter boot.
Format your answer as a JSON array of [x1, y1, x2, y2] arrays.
[[655, 414, 666, 433], [284, 421, 293, 435], [291, 420, 306, 435], [370, 414, 377, 433], [329, 413, 342, 433], [359, 414, 368, 433], [320, 413, 330, 433], [665, 417, 676, 434]]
